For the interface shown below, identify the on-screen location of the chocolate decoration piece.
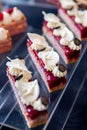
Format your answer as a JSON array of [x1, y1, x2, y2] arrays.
[[74, 38, 81, 46], [15, 55, 24, 59], [59, 64, 66, 72], [38, 47, 46, 52], [15, 74, 23, 81], [41, 96, 49, 107], [53, 26, 61, 30]]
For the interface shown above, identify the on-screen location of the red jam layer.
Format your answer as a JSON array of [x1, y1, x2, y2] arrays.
[[0, 12, 3, 21], [27, 40, 66, 89], [25, 105, 47, 120], [7, 67, 47, 120], [43, 21, 80, 60]]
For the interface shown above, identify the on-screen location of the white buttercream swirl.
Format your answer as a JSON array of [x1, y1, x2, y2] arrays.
[[27, 33, 51, 51], [52, 66, 67, 78], [42, 11, 60, 23], [7, 58, 32, 82], [33, 98, 48, 111], [15, 80, 40, 105], [53, 26, 74, 45], [47, 21, 60, 29], [15, 80, 48, 111], [11, 7, 24, 21], [38, 48, 59, 71], [3, 12, 12, 25], [0, 28, 8, 40], [69, 41, 82, 50], [59, 0, 77, 9]]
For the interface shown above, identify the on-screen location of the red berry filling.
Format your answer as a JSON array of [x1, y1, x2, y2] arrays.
[[25, 105, 47, 120], [6, 8, 13, 14], [0, 12, 3, 21]]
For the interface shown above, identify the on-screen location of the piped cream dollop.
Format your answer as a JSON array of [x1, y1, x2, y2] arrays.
[[52, 66, 67, 78], [6, 58, 32, 82], [42, 11, 60, 23], [3, 12, 12, 25], [68, 9, 87, 27], [69, 41, 82, 50], [59, 0, 77, 9], [0, 28, 8, 40], [11, 7, 24, 21], [38, 48, 59, 71], [27, 33, 51, 51], [33, 98, 48, 111], [15, 80, 40, 105], [15, 80, 48, 111]]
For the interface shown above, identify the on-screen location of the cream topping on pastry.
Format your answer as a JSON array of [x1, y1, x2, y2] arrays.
[[7, 58, 32, 82], [68, 40, 82, 50], [0, 28, 8, 40], [33, 98, 48, 111], [3, 12, 12, 25], [27, 33, 51, 51], [52, 66, 67, 78], [15, 80, 40, 105], [47, 21, 61, 29], [11, 7, 24, 21], [38, 48, 59, 71], [42, 11, 60, 23], [59, 0, 78, 9], [28, 33, 67, 77], [53, 26, 74, 41], [15, 80, 48, 111], [68, 9, 87, 27], [43, 12, 81, 50]]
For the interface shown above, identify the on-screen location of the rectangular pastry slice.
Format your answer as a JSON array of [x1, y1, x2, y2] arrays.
[[42, 12, 82, 64], [0, 27, 12, 53], [0, 7, 27, 36], [51, 0, 87, 40], [6, 57, 48, 128], [27, 33, 67, 92]]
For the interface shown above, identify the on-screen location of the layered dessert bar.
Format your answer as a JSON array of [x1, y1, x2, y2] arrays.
[[6, 58, 49, 128], [0, 27, 12, 53], [42, 12, 82, 64], [0, 7, 27, 36], [48, 0, 87, 40], [27, 33, 67, 92]]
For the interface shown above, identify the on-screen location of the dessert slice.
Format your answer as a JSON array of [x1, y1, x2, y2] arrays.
[[6, 57, 49, 128], [0, 27, 12, 54], [52, 0, 87, 40], [42, 12, 82, 64], [0, 7, 27, 36], [27, 33, 67, 92]]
